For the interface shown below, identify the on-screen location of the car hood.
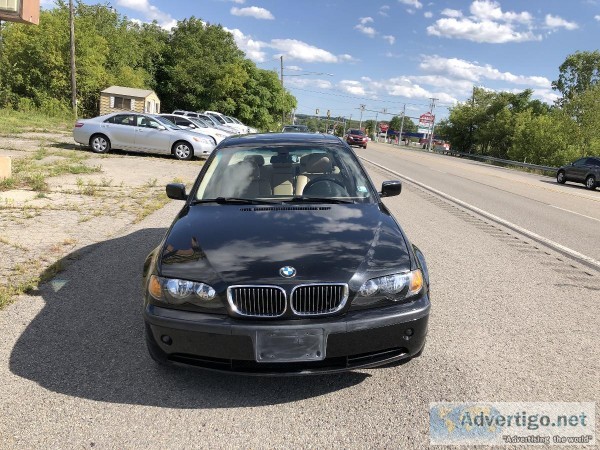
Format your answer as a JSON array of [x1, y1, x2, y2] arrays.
[[159, 204, 411, 290]]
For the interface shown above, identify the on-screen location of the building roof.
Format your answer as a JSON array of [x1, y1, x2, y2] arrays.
[[101, 86, 155, 98]]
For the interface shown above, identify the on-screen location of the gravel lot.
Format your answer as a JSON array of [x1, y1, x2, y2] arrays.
[[0, 132, 202, 307], [0, 152, 597, 448]]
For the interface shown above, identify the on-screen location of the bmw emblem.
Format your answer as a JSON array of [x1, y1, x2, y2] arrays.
[[279, 266, 296, 278]]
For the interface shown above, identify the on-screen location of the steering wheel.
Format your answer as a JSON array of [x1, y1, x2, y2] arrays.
[[303, 177, 348, 196]]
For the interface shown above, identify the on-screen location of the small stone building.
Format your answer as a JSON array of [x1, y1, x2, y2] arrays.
[[99, 86, 160, 115]]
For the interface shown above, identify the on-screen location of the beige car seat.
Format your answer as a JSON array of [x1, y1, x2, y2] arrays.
[[270, 154, 296, 195]]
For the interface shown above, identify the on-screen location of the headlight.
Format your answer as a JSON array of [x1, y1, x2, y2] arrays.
[[192, 137, 213, 145], [357, 270, 423, 303], [148, 275, 216, 305]]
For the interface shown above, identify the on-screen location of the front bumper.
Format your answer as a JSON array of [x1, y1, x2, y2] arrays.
[[192, 141, 215, 158], [144, 295, 430, 375]]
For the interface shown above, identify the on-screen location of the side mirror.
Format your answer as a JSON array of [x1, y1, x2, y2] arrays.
[[380, 180, 402, 197], [166, 183, 187, 200]]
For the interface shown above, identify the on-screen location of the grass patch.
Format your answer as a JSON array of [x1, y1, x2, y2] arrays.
[[134, 192, 170, 223], [0, 108, 73, 135], [0, 154, 102, 192], [0, 259, 65, 310]]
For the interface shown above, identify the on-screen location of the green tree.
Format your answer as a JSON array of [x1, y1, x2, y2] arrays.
[[552, 51, 600, 104]]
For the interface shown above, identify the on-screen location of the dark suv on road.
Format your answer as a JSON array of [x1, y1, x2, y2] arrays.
[[346, 129, 368, 149], [557, 157, 599, 190]]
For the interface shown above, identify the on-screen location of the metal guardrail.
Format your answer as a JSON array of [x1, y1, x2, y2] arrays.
[[429, 147, 558, 174]]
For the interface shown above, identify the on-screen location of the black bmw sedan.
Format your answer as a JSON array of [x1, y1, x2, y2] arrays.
[[143, 133, 430, 375]]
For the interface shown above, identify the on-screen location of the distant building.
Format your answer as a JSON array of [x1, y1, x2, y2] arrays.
[[99, 86, 160, 116], [0, 0, 39, 24]]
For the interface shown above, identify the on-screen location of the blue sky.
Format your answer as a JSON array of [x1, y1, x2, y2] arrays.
[[48, 0, 600, 121]]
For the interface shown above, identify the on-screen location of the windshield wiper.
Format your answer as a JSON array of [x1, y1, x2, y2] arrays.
[[283, 196, 355, 204], [192, 197, 283, 205]]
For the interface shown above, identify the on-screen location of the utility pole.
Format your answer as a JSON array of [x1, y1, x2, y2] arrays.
[[358, 104, 365, 130], [427, 97, 438, 151], [398, 104, 406, 146], [469, 85, 475, 153], [343, 114, 351, 135], [383, 108, 388, 143], [374, 111, 379, 142], [69, 0, 77, 118], [280, 55, 284, 126]]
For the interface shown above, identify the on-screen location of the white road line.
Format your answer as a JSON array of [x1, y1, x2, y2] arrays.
[[549, 205, 600, 223], [361, 156, 600, 272]]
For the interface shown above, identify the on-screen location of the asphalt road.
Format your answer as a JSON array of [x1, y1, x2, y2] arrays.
[[1, 151, 598, 448], [358, 142, 600, 262]]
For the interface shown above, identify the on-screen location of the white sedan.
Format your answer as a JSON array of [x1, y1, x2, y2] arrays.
[[159, 114, 233, 145], [73, 113, 215, 160]]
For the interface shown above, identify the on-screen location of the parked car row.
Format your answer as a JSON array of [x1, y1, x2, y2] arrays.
[[73, 112, 216, 160], [73, 108, 260, 160], [173, 110, 257, 135]]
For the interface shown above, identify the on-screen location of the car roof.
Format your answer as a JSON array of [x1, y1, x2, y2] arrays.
[[218, 132, 342, 148]]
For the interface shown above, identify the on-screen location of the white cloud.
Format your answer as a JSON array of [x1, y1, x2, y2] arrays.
[[116, 0, 177, 29], [595, 15, 600, 21], [383, 35, 396, 44], [470, 0, 532, 24], [358, 16, 374, 24], [230, 0, 245, 3], [339, 80, 368, 96], [225, 27, 268, 62], [427, 17, 539, 43], [545, 14, 578, 30], [379, 5, 390, 17], [231, 6, 274, 20], [424, 11, 433, 18], [271, 39, 342, 63], [441, 8, 463, 18], [398, 0, 422, 9], [419, 55, 551, 88], [285, 78, 334, 90], [427, 1, 540, 43], [355, 24, 377, 36]]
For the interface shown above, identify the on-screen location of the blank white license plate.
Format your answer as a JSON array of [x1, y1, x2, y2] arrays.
[[255, 329, 325, 363]]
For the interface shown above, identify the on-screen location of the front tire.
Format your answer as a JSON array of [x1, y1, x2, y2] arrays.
[[89, 134, 111, 154], [172, 141, 193, 160], [557, 170, 566, 184], [585, 175, 597, 190]]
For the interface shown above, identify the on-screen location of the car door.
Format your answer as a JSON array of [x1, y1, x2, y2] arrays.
[[104, 114, 136, 150], [133, 115, 172, 155], [566, 158, 590, 182]]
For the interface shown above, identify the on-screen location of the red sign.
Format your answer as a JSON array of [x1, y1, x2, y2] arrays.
[[419, 112, 435, 124], [379, 123, 389, 132]]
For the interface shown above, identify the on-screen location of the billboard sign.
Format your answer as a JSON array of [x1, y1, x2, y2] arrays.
[[419, 112, 435, 124]]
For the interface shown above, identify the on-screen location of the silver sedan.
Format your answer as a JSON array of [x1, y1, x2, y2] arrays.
[[73, 113, 216, 160]]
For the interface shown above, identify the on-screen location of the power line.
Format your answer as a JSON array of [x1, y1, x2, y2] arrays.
[[287, 86, 453, 109]]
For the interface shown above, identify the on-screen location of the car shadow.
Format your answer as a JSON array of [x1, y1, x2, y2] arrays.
[[50, 142, 207, 161], [539, 179, 598, 192], [9, 228, 367, 409]]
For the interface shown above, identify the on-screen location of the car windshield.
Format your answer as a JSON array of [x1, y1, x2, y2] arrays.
[[223, 116, 234, 123], [195, 144, 375, 204], [153, 115, 180, 130], [189, 117, 209, 128], [349, 129, 364, 135], [209, 114, 226, 124], [199, 114, 220, 126]]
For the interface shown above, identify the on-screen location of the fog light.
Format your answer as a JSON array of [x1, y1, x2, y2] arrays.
[[405, 328, 414, 336], [161, 335, 173, 345]]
